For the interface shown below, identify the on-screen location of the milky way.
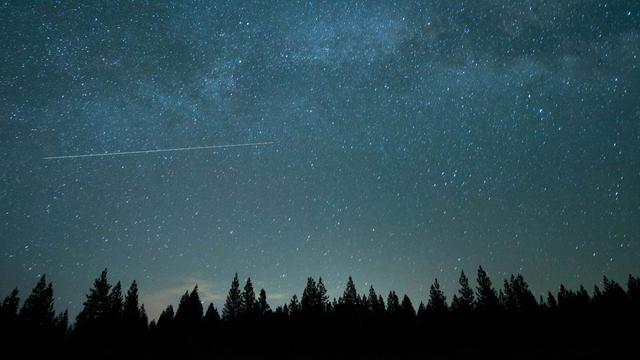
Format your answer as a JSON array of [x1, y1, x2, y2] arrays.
[[1, 1, 639, 318]]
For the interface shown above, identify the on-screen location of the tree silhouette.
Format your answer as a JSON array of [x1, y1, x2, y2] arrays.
[[475, 266, 500, 313], [301, 277, 318, 314], [123, 280, 146, 332], [257, 289, 271, 316], [367, 286, 385, 314], [426, 278, 448, 314], [502, 274, 538, 313], [223, 273, 242, 321], [386, 291, 400, 316], [339, 276, 359, 313], [175, 285, 203, 330], [0, 288, 19, 323], [400, 294, 416, 319], [204, 303, 220, 329], [288, 294, 300, 316], [19, 275, 55, 328], [108, 281, 123, 322], [157, 305, 174, 331], [242, 277, 257, 318], [317, 277, 329, 312], [76, 269, 112, 331], [451, 270, 474, 313]]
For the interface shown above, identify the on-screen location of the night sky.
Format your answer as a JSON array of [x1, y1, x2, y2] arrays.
[[1, 1, 639, 319]]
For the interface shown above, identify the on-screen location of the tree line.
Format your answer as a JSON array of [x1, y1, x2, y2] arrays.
[[1, 267, 638, 359]]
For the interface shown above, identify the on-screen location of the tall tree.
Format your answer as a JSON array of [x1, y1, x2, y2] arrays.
[[176, 285, 203, 328], [386, 291, 400, 315], [289, 294, 300, 316], [204, 303, 220, 329], [76, 269, 112, 330], [475, 266, 500, 313], [426, 278, 448, 314], [19, 276, 55, 328], [241, 278, 257, 317], [222, 273, 242, 321], [0, 288, 20, 323], [108, 281, 123, 322], [317, 277, 329, 312], [400, 294, 416, 319], [451, 270, 475, 313], [340, 276, 359, 309], [257, 289, 271, 316], [301, 277, 318, 314], [123, 280, 145, 331]]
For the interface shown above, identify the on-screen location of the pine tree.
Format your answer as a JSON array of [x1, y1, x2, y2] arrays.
[[109, 281, 123, 322], [123, 280, 145, 331], [222, 273, 242, 321], [386, 291, 400, 315], [417, 302, 426, 320], [157, 305, 174, 330], [475, 266, 500, 313], [340, 276, 359, 309], [367, 286, 379, 313], [204, 303, 220, 328], [400, 294, 416, 319], [19, 275, 55, 328], [76, 269, 112, 330], [257, 289, 271, 316], [301, 277, 318, 314], [426, 278, 448, 314], [241, 277, 257, 317], [176, 285, 203, 327], [289, 294, 300, 316], [451, 270, 475, 313], [0, 288, 19, 323], [317, 277, 329, 312], [546, 291, 558, 311]]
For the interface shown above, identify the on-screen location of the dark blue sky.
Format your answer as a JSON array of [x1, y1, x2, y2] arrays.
[[1, 0, 639, 319]]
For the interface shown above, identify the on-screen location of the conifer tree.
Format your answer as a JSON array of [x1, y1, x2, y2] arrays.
[[242, 277, 257, 317], [123, 280, 145, 331], [19, 276, 55, 328], [0, 288, 19, 323], [475, 266, 500, 313], [451, 270, 474, 313], [222, 273, 242, 321], [289, 294, 300, 316], [426, 278, 448, 314], [317, 277, 329, 312], [301, 277, 318, 313], [340, 276, 359, 309], [204, 303, 220, 328], [76, 269, 112, 330], [400, 294, 416, 319], [257, 289, 271, 316], [109, 281, 123, 322], [417, 302, 426, 320], [367, 286, 379, 313], [157, 305, 174, 330], [386, 291, 400, 315]]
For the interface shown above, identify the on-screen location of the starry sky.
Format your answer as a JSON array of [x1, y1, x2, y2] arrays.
[[1, 1, 639, 319]]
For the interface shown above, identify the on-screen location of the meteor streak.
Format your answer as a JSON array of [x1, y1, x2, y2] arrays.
[[43, 141, 274, 160]]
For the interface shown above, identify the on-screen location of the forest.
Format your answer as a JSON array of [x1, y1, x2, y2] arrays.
[[1, 267, 638, 359]]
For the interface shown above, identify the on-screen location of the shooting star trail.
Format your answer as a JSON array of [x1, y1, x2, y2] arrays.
[[43, 141, 274, 160]]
